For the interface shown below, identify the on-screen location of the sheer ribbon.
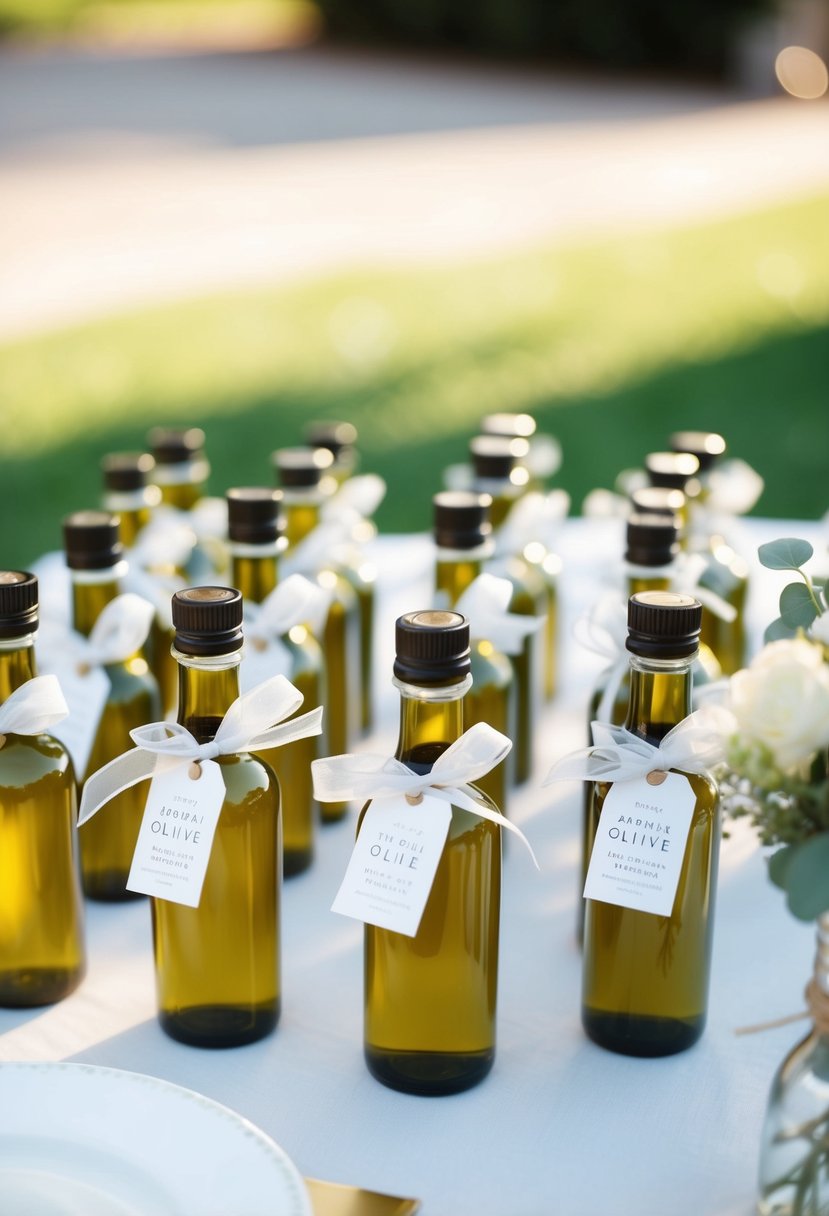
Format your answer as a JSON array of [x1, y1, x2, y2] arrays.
[[0, 675, 68, 740], [456, 573, 542, 656]]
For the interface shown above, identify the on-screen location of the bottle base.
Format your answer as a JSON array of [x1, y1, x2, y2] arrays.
[[364, 1045, 494, 1096], [0, 964, 86, 1007], [158, 1000, 280, 1048], [284, 846, 313, 878], [83, 870, 146, 902], [582, 1007, 704, 1057]]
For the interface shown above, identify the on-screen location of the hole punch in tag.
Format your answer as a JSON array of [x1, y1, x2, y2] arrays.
[[188, 762, 202, 781], [647, 770, 668, 786], [76, 661, 91, 678], [405, 792, 423, 806]]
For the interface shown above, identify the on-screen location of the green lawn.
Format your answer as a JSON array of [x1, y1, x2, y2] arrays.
[[1, 191, 828, 568]]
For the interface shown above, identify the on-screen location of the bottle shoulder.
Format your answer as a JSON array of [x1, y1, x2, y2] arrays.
[[0, 733, 75, 789], [218, 750, 279, 804]]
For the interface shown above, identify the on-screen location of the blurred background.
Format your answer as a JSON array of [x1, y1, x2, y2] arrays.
[[0, 0, 827, 564]]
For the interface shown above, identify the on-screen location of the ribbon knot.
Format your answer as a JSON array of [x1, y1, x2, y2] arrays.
[[0, 675, 69, 743], [454, 573, 543, 655], [39, 593, 155, 672]]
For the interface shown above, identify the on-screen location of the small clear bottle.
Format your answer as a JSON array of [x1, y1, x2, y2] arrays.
[[152, 587, 281, 1047], [364, 610, 501, 1095], [0, 572, 86, 1006], [64, 512, 161, 901], [433, 490, 513, 814], [227, 486, 322, 876], [582, 591, 720, 1057], [272, 447, 360, 823], [470, 435, 545, 785], [147, 426, 209, 512], [669, 430, 749, 675]]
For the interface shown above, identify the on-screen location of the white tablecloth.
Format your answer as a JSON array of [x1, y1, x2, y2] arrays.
[[2, 516, 826, 1216]]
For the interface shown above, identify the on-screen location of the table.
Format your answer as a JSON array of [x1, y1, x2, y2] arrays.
[[1, 516, 825, 1216]]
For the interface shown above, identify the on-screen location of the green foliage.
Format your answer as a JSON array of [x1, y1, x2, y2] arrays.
[[764, 617, 796, 643], [775, 836, 829, 921], [780, 582, 820, 630], [759, 538, 815, 571]]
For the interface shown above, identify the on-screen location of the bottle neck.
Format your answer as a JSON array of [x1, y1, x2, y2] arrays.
[[175, 648, 241, 744], [435, 553, 483, 605], [394, 676, 470, 772], [231, 549, 278, 605], [0, 636, 37, 703], [624, 652, 694, 745], [71, 566, 125, 636], [283, 499, 321, 551]]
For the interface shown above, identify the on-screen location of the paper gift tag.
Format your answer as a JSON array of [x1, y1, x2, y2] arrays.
[[583, 771, 697, 917], [126, 759, 226, 907], [239, 635, 292, 695], [332, 793, 452, 937], [48, 663, 110, 780]]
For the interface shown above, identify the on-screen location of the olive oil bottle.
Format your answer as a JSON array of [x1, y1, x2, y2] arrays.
[[304, 419, 358, 486], [148, 426, 209, 512], [364, 610, 501, 1094], [0, 572, 86, 1006], [433, 490, 513, 814], [227, 486, 322, 876], [64, 512, 161, 901], [470, 435, 545, 784], [152, 587, 281, 1047], [643, 451, 701, 541], [582, 591, 720, 1057], [272, 447, 360, 823], [669, 430, 749, 675]]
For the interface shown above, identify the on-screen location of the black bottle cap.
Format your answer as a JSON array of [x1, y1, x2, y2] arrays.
[[626, 591, 702, 659], [644, 451, 700, 491], [469, 435, 529, 481], [669, 431, 726, 474], [271, 446, 334, 488], [172, 587, 243, 656], [625, 513, 679, 567], [63, 511, 123, 571], [630, 486, 686, 517], [148, 427, 205, 465], [226, 487, 283, 545], [433, 491, 493, 551], [394, 610, 471, 684], [101, 452, 155, 493], [304, 420, 358, 458], [481, 412, 536, 439], [0, 571, 38, 638]]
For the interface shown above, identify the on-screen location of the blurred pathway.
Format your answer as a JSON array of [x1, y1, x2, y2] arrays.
[[1, 43, 828, 342]]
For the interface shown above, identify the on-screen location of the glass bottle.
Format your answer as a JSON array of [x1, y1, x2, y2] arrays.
[[433, 490, 513, 814], [304, 419, 358, 486], [582, 591, 720, 1056], [64, 512, 161, 901], [643, 451, 701, 542], [102, 450, 176, 716], [272, 446, 360, 823], [148, 426, 209, 512], [364, 609, 501, 1094], [757, 912, 829, 1216], [227, 486, 322, 877], [669, 430, 749, 675], [152, 587, 281, 1047], [0, 571, 86, 1006], [470, 435, 545, 785]]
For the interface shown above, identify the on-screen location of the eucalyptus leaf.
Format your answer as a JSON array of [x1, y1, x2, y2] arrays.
[[759, 538, 814, 571], [779, 582, 819, 629], [784, 835, 829, 921], [768, 842, 800, 890], [765, 617, 796, 643]]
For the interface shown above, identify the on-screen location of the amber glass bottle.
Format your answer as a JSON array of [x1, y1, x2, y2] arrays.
[[364, 610, 501, 1095], [152, 587, 281, 1047], [470, 436, 544, 784], [64, 512, 161, 901], [148, 426, 209, 512], [433, 490, 513, 814], [669, 430, 749, 675], [272, 447, 360, 823], [582, 591, 720, 1057], [0, 572, 86, 1006], [227, 486, 321, 876]]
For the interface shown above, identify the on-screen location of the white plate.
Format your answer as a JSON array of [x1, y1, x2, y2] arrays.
[[0, 1062, 311, 1216]]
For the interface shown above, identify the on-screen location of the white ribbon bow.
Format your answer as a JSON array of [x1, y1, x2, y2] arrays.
[[494, 490, 570, 557], [0, 675, 68, 739], [246, 574, 333, 663], [672, 553, 737, 623], [705, 459, 764, 517], [312, 721, 538, 866], [544, 705, 734, 785], [282, 521, 348, 580], [455, 573, 542, 656], [321, 474, 386, 526], [39, 593, 155, 673], [78, 674, 324, 825], [573, 592, 630, 723]]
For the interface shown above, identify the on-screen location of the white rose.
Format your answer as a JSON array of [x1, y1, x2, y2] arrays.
[[729, 638, 829, 771], [811, 613, 829, 646]]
